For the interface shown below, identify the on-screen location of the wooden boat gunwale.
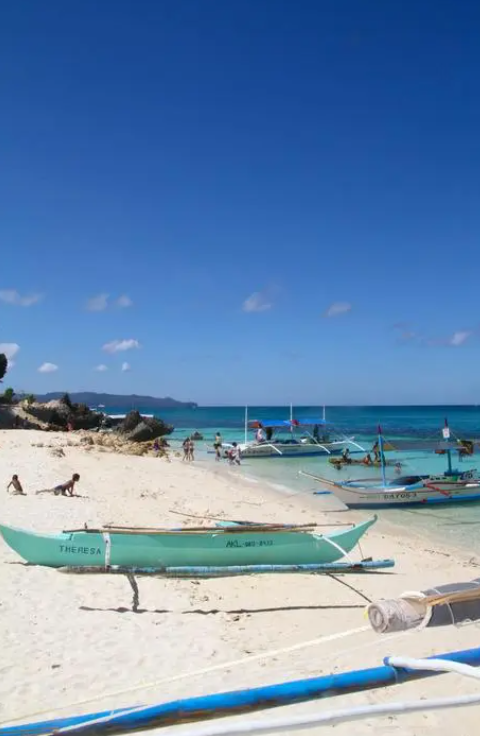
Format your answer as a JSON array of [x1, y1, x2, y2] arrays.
[[0, 516, 378, 568], [63, 523, 328, 535]]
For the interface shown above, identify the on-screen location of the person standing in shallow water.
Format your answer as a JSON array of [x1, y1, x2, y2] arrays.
[[213, 432, 222, 461]]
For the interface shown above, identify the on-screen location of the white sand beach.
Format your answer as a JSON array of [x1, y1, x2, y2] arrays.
[[1, 429, 480, 735]]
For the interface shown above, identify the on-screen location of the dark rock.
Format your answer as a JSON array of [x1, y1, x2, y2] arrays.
[[0, 408, 16, 429], [117, 410, 143, 434], [116, 410, 173, 443], [0, 408, 40, 429], [23, 398, 102, 431], [191, 431, 203, 440]]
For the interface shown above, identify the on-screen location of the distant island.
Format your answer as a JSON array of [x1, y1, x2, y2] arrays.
[[33, 392, 198, 409]]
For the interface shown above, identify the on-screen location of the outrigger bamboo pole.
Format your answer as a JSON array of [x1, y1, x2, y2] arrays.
[[5, 646, 480, 736]]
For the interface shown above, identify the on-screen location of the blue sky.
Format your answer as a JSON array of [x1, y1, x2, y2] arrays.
[[1, 0, 480, 405]]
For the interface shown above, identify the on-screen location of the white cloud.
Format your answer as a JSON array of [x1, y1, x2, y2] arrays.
[[38, 362, 58, 373], [86, 293, 109, 312], [102, 338, 140, 353], [324, 301, 352, 318], [0, 343, 20, 361], [449, 331, 471, 347], [116, 295, 133, 308], [0, 290, 42, 307], [94, 364, 108, 372], [242, 292, 272, 313], [121, 362, 131, 372]]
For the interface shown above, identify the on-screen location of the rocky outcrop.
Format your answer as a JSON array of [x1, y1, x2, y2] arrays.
[[0, 405, 49, 430], [76, 431, 171, 459], [116, 410, 173, 443], [0, 407, 16, 429], [20, 400, 65, 424], [20, 397, 103, 431]]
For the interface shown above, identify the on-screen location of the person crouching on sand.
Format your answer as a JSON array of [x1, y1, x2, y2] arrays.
[[36, 473, 80, 496], [7, 475, 25, 495]]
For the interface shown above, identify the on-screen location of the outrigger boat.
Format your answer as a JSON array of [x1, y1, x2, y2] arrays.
[[0, 516, 378, 569], [234, 406, 363, 459], [303, 421, 480, 509]]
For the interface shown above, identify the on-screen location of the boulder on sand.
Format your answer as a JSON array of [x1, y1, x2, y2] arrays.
[[116, 410, 173, 443]]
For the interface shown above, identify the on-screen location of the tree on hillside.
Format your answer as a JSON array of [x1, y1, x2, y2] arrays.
[[61, 392, 73, 409], [0, 354, 7, 382], [2, 387, 15, 404]]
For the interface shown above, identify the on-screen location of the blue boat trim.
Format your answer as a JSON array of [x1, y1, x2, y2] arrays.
[[424, 491, 480, 505], [4, 647, 480, 736], [328, 492, 480, 509]]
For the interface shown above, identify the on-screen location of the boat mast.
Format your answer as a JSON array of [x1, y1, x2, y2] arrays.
[[378, 425, 387, 486], [322, 404, 326, 422], [443, 418, 453, 474], [244, 406, 248, 444]]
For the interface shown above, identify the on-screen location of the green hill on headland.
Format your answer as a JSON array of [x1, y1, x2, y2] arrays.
[[33, 392, 197, 409]]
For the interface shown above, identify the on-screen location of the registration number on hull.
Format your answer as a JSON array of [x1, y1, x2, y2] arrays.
[[226, 540, 274, 548], [382, 492, 419, 501]]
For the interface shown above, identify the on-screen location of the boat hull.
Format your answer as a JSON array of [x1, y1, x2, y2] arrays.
[[239, 440, 353, 459], [0, 517, 376, 568], [312, 475, 480, 509]]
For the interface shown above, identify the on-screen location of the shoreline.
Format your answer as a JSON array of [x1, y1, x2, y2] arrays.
[[207, 452, 480, 566], [1, 429, 479, 735]]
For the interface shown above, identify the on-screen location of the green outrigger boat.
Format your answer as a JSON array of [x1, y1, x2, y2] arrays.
[[0, 517, 377, 569]]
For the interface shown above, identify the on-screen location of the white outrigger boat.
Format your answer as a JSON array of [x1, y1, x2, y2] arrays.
[[303, 422, 480, 508], [235, 408, 363, 459]]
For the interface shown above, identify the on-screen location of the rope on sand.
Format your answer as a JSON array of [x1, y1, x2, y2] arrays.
[[0, 626, 370, 726], [152, 656, 480, 736]]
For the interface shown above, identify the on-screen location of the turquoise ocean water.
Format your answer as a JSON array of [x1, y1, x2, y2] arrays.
[[103, 404, 480, 554]]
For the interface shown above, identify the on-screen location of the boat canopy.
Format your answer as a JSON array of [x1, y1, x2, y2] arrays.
[[249, 419, 293, 429], [249, 418, 328, 429], [296, 418, 328, 427]]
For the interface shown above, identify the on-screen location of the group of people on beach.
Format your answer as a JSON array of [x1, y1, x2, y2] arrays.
[[182, 437, 195, 461], [213, 432, 241, 465], [6, 474, 81, 496]]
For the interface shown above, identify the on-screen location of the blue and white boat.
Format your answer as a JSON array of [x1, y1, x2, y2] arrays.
[[237, 408, 362, 459], [304, 421, 480, 508]]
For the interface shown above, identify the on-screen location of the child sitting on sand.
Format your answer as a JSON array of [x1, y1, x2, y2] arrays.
[[36, 473, 80, 497], [7, 475, 25, 495]]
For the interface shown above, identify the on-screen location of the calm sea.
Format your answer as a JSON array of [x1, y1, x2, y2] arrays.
[[103, 404, 480, 555]]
